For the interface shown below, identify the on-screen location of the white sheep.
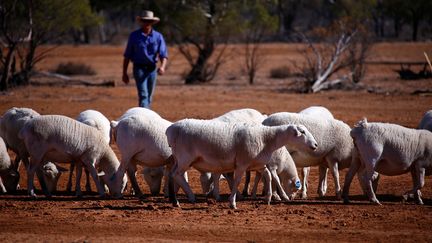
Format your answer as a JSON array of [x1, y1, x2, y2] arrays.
[[202, 108, 268, 198], [343, 118, 432, 205], [66, 109, 112, 193], [41, 162, 68, 194], [297, 106, 334, 198], [0, 136, 19, 193], [111, 112, 176, 198], [208, 108, 301, 202], [0, 107, 61, 194], [18, 115, 121, 198], [166, 119, 318, 209], [111, 107, 168, 197], [419, 110, 432, 131], [263, 112, 353, 199]]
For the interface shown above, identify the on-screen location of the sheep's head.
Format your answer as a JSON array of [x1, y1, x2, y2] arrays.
[[42, 162, 68, 194], [290, 125, 318, 152], [1, 169, 20, 193], [142, 167, 164, 196]]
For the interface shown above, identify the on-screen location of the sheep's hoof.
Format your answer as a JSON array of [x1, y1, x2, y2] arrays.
[[229, 204, 237, 209], [300, 193, 308, 200], [370, 198, 382, 205], [45, 194, 52, 199], [343, 198, 350, 204], [188, 196, 196, 203], [215, 196, 222, 202], [29, 193, 37, 199], [172, 201, 180, 207], [416, 198, 424, 205], [272, 194, 282, 201], [318, 191, 326, 198], [281, 195, 290, 202], [75, 192, 83, 198]]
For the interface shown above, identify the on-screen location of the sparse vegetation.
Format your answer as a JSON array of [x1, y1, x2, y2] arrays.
[[52, 62, 96, 76], [270, 66, 292, 79]]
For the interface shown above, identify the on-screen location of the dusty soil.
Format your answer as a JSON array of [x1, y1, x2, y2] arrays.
[[0, 43, 432, 242]]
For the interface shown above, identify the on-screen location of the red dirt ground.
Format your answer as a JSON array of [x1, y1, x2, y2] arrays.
[[0, 43, 431, 242]]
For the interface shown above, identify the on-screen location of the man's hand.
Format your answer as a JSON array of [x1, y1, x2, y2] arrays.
[[122, 73, 129, 84], [157, 66, 165, 75]]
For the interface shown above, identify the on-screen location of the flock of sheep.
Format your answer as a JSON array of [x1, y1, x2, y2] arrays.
[[0, 106, 431, 209]]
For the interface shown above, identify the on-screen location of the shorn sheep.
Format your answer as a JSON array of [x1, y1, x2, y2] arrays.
[[297, 106, 334, 198], [263, 111, 353, 199], [0, 107, 61, 193], [111, 107, 171, 197], [66, 109, 112, 193], [19, 115, 121, 198], [0, 136, 19, 193], [166, 119, 318, 209], [343, 118, 432, 205], [208, 108, 301, 201]]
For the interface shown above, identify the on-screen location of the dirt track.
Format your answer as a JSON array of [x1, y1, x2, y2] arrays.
[[0, 43, 432, 242]]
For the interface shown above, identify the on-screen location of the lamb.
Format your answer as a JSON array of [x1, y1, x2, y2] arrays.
[[111, 107, 168, 197], [41, 162, 68, 193], [262, 111, 353, 199], [110, 111, 177, 198], [166, 119, 318, 209], [66, 109, 112, 193], [419, 110, 432, 132], [297, 106, 334, 198], [18, 115, 121, 198], [0, 136, 19, 193], [342, 118, 432, 205], [207, 108, 301, 202]]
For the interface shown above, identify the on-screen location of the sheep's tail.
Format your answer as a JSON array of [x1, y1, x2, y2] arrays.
[[166, 124, 180, 150], [350, 117, 368, 139], [110, 120, 119, 142]]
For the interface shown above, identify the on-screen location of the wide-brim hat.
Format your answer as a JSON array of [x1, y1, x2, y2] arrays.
[[136, 10, 160, 24]]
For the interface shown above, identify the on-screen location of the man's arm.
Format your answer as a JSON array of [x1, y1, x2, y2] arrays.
[[122, 57, 130, 84], [158, 58, 167, 75]]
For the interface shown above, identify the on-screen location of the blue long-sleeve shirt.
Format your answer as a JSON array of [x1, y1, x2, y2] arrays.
[[123, 28, 168, 65]]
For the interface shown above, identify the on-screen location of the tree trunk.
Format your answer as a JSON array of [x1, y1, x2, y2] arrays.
[[184, 43, 214, 84], [0, 45, 17, 91], [412, 17, 419, 41]]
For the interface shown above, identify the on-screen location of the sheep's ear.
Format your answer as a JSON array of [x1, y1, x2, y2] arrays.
[[294, 128, 302, 137], [110, 120, 119, 129]]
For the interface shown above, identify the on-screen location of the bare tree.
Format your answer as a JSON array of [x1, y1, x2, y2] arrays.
[[296, 19, 372, 93]]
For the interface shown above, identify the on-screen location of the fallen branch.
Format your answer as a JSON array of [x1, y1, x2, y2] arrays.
[[32, 71, 115, 87]]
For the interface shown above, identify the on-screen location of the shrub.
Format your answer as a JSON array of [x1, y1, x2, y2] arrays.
[[52, 61, 96, 76], [269, 66, 292, 79]]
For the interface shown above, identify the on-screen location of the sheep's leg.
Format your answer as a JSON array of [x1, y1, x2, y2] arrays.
[[262, 168, 272, 205], [327, 160, 341, 200], [270, 169, 289, 201], [75, 162, 83, 197], [0, 177, 7, 193], [66, 162, 75, 193], [301, 167, 309, 199], [199, 172, 212, 195], [271, 178, 281, 201], [342, 151, 362, 203], [163, 166, 170, 197], [251, 171, 262, 199], [84, 167, 92, 192], [127, 164, 143, 198], [411, 165, 425, 205], [172, 161, 195, 203], [27, 158, 41, 198], [317, 165, 328, 197], [229, 167, 246, 209], [212, 173, 221, 201], [241, 171, 251, 197], [82, 159, 105, 197]]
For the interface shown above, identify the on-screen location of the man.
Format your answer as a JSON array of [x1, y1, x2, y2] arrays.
[[122, 10, 168, 108]]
